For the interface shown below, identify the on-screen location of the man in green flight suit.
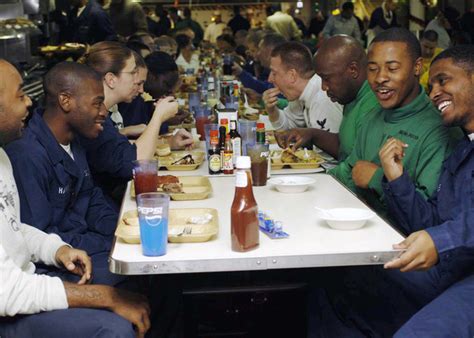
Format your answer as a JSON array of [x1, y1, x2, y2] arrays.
[[330, 28, 457, 214]]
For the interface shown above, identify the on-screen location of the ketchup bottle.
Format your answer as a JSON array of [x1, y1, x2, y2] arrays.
[[231, 156, 259, 252]]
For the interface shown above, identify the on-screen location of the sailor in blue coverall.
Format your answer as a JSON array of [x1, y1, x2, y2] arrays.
[[381, 45, 474, 338], [64, 0, 117, 44], [310, 46, 474, 338], [5, 66, 122, 286]]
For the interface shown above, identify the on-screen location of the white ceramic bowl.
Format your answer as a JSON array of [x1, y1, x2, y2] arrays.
[[315, 207, 375, 230], [268, 176, 316, 193]]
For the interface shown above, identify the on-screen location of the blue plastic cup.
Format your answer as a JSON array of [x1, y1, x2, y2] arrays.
[[137, 193, 170, 256]]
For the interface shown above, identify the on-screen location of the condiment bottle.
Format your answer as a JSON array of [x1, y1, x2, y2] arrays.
[[229, 120, 241, 166], [256, 122, 266, 144], [220, 118, 229, 134], [223, 134, 234, 175], [231, 156, 259, 252], [218, 126, 226, 170], [208, 130, 221, 175]]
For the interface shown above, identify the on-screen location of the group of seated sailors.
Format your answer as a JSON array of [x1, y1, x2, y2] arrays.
[[0, 26, 473, 338]]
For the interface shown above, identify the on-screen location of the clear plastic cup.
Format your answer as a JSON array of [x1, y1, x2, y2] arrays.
[[246, 144, 270, 186], [132, 160, 159, 196], [238, 120, 257, 156], [137, 193, 170, 256]]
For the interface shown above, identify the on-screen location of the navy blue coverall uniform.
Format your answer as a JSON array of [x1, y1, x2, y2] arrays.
[[5, 112, 121, 286]]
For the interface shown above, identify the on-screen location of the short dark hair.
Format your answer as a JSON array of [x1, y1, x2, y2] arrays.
[[432, 45, 474, 74], [261, 33, 286, 50], [370, 27, 421, 60], [216, 34, 236, 48], [183, 8, 191, 18], [44, 62, 101, 107], [144, 51, 179, 97], [175, 34, 191, 50], [271, 41, 314, 78], [342, 1, 354, 11], [126, 41, 151, 58], [422, 30, 438, 42]]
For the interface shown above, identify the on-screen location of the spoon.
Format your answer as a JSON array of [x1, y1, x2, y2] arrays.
[[314, 206, 335, 218]]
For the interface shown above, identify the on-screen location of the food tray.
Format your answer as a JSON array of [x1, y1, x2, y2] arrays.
[[168, 208, 219, 243], [131, 176, 212, 200], [115, 208, 219, 244], [270, 149, 325, 170], [156, 151, 205, 171]]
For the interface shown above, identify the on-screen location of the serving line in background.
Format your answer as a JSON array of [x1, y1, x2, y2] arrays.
[[109, 173, 404, 275]]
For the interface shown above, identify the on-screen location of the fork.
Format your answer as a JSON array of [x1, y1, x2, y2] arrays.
[[177, 226, 192, 236]]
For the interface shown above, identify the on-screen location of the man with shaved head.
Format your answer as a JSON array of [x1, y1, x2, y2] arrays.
[[0, 60, 150, 337], [276, 35, 379, 159], [5, 62, 121, 286]]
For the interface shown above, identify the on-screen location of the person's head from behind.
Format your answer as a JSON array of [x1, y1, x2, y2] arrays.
[[168, 7, 179, 21], [367, 28, 422, 109], [257, 33, 286, 69], [126, 40, 152, 58], [144, 51, 180, 98], [341, 2, 354, 19], [235, 30, 248, 47], [0, 60, 32, 145], [216, 34, 236, 54], [183, 7, 192, 19], [421, 30, 438, 59], [44, 62, 106, 139], [385, 0, 398, 12], [154, 36, 178, 59], [429, 45, 474, 130], [175, 34, 193, 56], [155, 4, 166, 17], [245, 29, 265, 60], [132, 51, 148, 97], [175, 27, 195, 41], [268, 41, 314, 100], [314, 35, 367, 105], [128, 33, 155, 52], [81, 41, 137, 106], [213, 11, 222, 24]]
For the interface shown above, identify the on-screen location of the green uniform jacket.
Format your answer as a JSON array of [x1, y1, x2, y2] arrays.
[[338, 80, 380, 160], [330, 87, 457, 214]]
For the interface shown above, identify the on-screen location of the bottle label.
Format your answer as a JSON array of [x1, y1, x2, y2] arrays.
[[223, 153, 233, 171], [209, 154, 221, 172], [235, 171, 248, 187], [231, 138, 241, 164]]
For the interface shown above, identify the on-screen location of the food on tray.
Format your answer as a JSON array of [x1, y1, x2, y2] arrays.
[[172, 154, 195, 165], [157, 175, 179, 185], [123, 216, 139, 226], [156, 142, 171, 156], [281, 148, 320, 164], [162, 182, 183, 193], [157, 175, 183, 193]]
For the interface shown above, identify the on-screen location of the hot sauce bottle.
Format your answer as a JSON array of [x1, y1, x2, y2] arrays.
[[223, 134, 234, 175], [208, 130, 221, 175], [231, 156, 259, 252]]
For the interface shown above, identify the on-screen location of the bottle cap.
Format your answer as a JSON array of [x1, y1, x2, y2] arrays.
[[221, 118, 229, 124], [210, 130, 218, 137], [235, 156, 251, 169], [257, 122, 265, 129]]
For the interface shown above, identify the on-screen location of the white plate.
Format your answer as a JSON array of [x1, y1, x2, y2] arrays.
[[315, 207, 375, 230], [267, 176, 316, 193]]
